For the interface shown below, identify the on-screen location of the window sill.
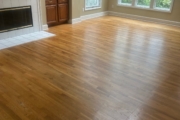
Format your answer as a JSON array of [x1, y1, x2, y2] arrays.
[[117, 4, 172, 13], [85, 7, 101, 11]]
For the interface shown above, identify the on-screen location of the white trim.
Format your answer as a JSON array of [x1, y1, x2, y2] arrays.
[[68, 18, 82, 24], [42, 24, 49, 30], [118, 0, 133, 5], [85, 7, 101, 11], [150, 0, 154, 9], [117, 4, 171, 13], [69, 11, 108, 24], [37, 0, 43, 31], [108, 11, 180, 27], [69, 11, 180, 27], [117, 0, 174, 13], [81, 11, 108, 21]]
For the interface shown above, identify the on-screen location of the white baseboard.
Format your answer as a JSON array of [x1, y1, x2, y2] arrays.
[[68, 18, 82, 24], [68, 11, 180, 27], [81, 11, 108, 21], [108, 11, 180, 27], [42, 24, 48, 30], [69, 11, 108, 24]]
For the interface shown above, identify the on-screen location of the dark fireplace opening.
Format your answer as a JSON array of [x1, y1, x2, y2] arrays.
[[0, 6, 33, 33]]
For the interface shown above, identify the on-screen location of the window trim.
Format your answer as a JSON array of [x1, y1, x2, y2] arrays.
[[85, 0, 102, 11], [117, 0, 174, 13]]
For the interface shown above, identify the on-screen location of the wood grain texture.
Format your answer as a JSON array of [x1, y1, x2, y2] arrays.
[[46, 4, 58, 25], [46, 0, 69, 27], [58, 3, 69, 22], [0, 16, 180, 120]]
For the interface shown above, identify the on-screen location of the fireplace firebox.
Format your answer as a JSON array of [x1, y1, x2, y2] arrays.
[[0, 6, 33, 33]]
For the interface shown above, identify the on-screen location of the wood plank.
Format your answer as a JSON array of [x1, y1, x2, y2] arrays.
[[0, 16, 180, 120]]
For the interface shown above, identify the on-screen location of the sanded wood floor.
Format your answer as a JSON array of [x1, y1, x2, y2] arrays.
[[0, 16, 180, 120]]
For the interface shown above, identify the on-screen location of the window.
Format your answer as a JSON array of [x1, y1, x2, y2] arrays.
[[137, 0, 151, 8], [155, 0, 172, 10], [117, 0, 174, 12], [118, 0, 132, 5], [85, 0, 101, 10]]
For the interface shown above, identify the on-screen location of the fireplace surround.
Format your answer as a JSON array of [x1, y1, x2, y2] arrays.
[[0, 0, 43, 40], [0, 6, 33, 33]]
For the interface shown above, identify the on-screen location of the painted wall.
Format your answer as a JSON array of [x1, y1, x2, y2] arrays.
[[41, 0, 47, 25], [69, 0, 108, 19], [80, 0, 108, 16], [70, 0, 81, 19], [42, 0, 108, 24], [41, 0, 180, 24], [108, 0, 180, 22]]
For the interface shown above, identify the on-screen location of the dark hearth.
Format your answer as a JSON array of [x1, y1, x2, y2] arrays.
[[0, 6, 33, 33]]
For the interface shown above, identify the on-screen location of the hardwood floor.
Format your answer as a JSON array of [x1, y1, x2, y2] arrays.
[[0, 16, 180, 120]]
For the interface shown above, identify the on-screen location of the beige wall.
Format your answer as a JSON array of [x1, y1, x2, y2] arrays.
[[70, 0, 108, 19], [41, 0, 47, 25], [108, 0, 180, 22], [80, 0, 108, 16], [41, 0, 180, 25], [70, 0, 81, 19]]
